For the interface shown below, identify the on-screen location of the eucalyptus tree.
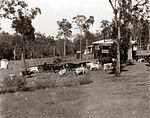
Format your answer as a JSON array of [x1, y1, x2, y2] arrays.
[[109, 0, 149, 76], [100, 20, 113, 39], [57, 19, 72, 57], [72, 15, 94, 58], [0, 0, 41, 70]]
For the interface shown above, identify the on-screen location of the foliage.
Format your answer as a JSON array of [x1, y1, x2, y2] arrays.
[[57, 19, 72, 38], [35, 79, 56, 89], [73, 15, 94, 32], [100, 20, 113, 39], [108, 0, 149, 76], [72, 15, 94, 54], [0, 0, 41, 70], [0, 75, 26, 94], [57, 19, 72, 56]]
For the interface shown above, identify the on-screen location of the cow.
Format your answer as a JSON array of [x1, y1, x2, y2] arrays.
[[78, 61, 90, 67], [137, 58, 145, 63], [19, 70, 34, 77], [28, 66, 39, 73], [103, 63, 113, 71], [43, 63, 54, 72], [63, 63, 79, 71], [52, 65, 62, 73], [86, 62, 101, 71], [58, 68, 67, 77], [75, 65, 86, 75]]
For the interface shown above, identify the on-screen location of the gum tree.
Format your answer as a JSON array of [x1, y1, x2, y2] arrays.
[[57, 19, 72, 57], [72, 15, 94, 58], [0, 0, 41, 71], [109, 0, 149, 76]]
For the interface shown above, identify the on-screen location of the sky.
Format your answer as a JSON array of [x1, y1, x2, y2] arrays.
[[0, 0, 114, 37]]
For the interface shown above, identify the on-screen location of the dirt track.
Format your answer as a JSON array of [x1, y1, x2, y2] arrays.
[[0, 62, 150, 118]]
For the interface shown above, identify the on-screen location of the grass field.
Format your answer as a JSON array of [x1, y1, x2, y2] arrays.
[[0, 62, 150, 118]]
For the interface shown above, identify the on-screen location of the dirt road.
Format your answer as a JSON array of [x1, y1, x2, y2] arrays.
[[0, 62, 149, 118]]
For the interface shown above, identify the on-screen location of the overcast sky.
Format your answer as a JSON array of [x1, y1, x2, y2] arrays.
[[0, 0, 114, 36]]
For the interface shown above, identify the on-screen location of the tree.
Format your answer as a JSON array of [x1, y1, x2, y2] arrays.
[[109, 0, 149, 76], [100, 20, 113, 39], [72, 15, 94, 58], [57, 19, 72, 57], [0, 0, 41, 71]]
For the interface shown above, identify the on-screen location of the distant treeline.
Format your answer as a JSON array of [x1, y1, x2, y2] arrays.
[[0, 31, 98, 60]]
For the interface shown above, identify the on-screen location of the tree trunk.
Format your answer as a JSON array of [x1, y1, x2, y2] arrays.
[[80, 28, 82, 59], [115, 10, 121, 77], [13, 47, 16, 60], [22, 35, 27, 71], [64, 37, 66, 57], [53, 46, 55, 57], [86, 33, 88, 50]]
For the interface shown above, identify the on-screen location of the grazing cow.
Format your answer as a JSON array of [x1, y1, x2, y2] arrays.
[[86, 62, 101, 70], [75, 65, 86, 75], [63, 63, 78, 71], [78, 62, 90, 67], [28, 66, 39, 73], [59, 68, 67, 77], [137, 58, 145, 63], [52, 65, 62, 73], [43, 63, 54, 72], [9, 74, 17, 80], [103, 63, 113, 71], [20, 70, 34, 77]]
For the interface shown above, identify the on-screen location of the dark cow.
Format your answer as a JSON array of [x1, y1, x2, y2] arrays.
[[52, 65, 62, 73], [63, 63, 78, 71], [43, 63, 54, 72], [20, 70, 34, 77], [78, 61, 91, 67]]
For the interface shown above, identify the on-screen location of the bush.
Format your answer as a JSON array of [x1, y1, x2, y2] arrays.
[[78, 73, 93, 85], [61, 72, 92, 87], [62, 78, 79, 87], [35, 79, 56, 89], [0, 74, 27, 94]]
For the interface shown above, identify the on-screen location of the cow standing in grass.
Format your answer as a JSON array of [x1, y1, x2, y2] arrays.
[[75, 65, 86, 75], [58, 66, 67, 77]]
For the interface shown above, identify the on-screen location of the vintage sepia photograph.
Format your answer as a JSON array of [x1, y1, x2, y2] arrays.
[[0, 0, 150, 117]]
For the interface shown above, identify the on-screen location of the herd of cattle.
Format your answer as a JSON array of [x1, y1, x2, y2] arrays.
[[20, 61, 115, 77]]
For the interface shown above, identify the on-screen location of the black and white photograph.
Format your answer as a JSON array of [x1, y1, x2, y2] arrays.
[[0, 0, 150, 117]]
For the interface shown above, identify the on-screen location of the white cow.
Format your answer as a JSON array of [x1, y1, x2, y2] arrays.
[[28, 66, 39, 73], [103, 63, 113, 71], [86, 62, 101, 70], [75, 66, 86, 75], [137, 58, 145, 63], [59, 68, 67, 77]]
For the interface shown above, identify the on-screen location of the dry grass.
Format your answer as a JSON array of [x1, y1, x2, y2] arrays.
[[0, 62, 149, 118]]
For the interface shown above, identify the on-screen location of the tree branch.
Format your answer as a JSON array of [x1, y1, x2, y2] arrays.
[[109, 0, 118, 14]]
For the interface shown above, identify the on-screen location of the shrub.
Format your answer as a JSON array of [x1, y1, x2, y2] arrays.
[[78, 73, 93, 85], [35, 79, 56, 89], [0, 75, 27, 94], [61, 72, 93, 87], [62, 78, 79, 87]]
